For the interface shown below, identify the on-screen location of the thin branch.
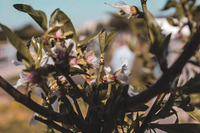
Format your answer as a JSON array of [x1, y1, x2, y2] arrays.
[[0, 76, 91, 132], [101, 26, 200, 133], [35, 116, 74, 133]]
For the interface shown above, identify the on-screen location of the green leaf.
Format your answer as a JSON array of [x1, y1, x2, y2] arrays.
[[69, 66, 90, 76], [0, 23, 34, 65], [174, 3, 185, 21], [49, 9, 76, 41], [13, 4, 47, 31], [162, 0, 177, 11], [151, 123, 200, 133], [161, 33, 171, 51], [153, 93, 175, 120], [77, 29, 104, 48], [104, 31, 116, 51], [99, 31, 107, 54], [129, 104, 149, 112], [144, 12, 161, 54], [166, 18, 179, 26], [97, 83, 108, 103]]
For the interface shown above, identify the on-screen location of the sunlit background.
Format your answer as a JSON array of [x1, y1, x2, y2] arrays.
[[0, 0, 197, 132]]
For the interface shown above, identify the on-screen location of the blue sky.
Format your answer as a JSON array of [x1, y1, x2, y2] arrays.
[[0, 0, 175, 30]]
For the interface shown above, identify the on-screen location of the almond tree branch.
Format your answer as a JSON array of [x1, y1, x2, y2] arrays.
[[0, 76, 91, 132], [101, 26, 200, 133], [35, 116, 73, 133]]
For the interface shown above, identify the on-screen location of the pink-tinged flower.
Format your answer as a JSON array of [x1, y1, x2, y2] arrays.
[[101, 58, 130, 83], [70, 58, 78, 66], [54, 28, 64, 38], [86, 51, 98, 68], [14, 72, 27, 88], [105, 0, 139, 19]]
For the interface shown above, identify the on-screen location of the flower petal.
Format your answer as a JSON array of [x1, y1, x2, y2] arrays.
[[13, 78, 23, 88], [127, 85, 139, 97], [34, 87, 45, 97], [71, 75, 85, 85], [29, 113, 38, 126], [104, 67, 112, 74]]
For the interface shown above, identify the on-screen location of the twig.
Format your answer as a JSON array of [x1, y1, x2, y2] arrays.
[[35, 116, 74, 133]]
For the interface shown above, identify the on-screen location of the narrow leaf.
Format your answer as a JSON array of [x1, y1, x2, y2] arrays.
[[69, 66, 90, 76], [0, 23, 34, 65], [13, 4, 47, 31], [77, 29, 104, 48]]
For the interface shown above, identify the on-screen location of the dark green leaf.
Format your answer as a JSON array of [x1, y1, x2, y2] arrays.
[[49, 95, 57, 104], [13, 4, 47, 31], [134, 113, 140, 133], [153, 93, 175, 120], [175, 74, 200, 94], [129, 104, 149, 112], [166, 18, 179, 26], [69, 66, 90, 76], [161, 33, 171, 51], [162, 0, 177, 11], [99, 31, 107, 54], [151, 123, 200, 133], [0, 23, 34, 65], [144, 12, 161, 54], [173, 3, 185, 21]]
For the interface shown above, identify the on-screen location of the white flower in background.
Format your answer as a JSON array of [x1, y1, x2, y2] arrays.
[[105, 0, 139, 19], [102, 58, 130, 83], [116, 58, 130, 83]]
